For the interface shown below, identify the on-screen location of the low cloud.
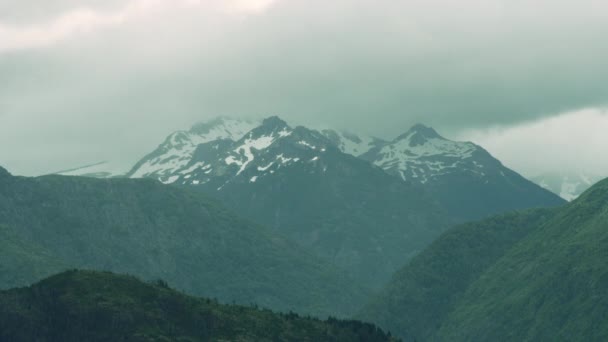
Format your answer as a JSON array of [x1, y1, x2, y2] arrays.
[[458, 108, 608, 177], [0, 8, 128, 52]]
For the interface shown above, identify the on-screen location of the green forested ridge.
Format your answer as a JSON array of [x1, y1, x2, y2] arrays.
[[359, 208, 558, 340], [363, 178, 608, 341], [0, 168, 366, 317], [436, 178, 608, 341], [0, 224, 66, 289], [0, 270, 399, 342]]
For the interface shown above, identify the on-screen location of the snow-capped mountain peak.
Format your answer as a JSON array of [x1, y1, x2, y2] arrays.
[[215, 124, 333, 182], [128, 117, 259, 179], [259, 116, 290, 130], [224, 118, 295, 176], [362, 124, 481, 183], [359, 123, 565, 219], [391, 128, 476, 159], [132, 116, 338, 188]]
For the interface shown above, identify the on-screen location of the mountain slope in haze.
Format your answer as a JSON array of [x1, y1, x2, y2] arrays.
[[362, 177, 608, 341], [130, 117, 451, 289], [0, 270, 398, 342], [0, 166, 366, 317], [359, 208, 558, 341], [531, 171, 603, 201], [361, 124, 565, 220]]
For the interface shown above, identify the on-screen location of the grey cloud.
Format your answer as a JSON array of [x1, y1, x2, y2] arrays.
[[1, 0, 608, 175], [0, 0, 125, 25], [459, 109, 608, 176]]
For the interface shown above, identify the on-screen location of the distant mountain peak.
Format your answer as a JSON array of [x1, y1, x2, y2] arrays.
[[189, 117, 257, 135], [128, 117, 259, 179], [239, 116, 291, 142], [261, 116, 289, 129], [395, 123, 444, 145], [0, 166, 10, 178], [409, 123, 439, 134]]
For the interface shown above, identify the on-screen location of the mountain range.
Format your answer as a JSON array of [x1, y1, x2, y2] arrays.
[[58, 120, 602, 204], [60, 117, 565, 213], [59, 117, 566, 223], [57, 116, 564, 288], [360, 177, 608, 341], [127, 117, 563, 221], [126, 117, 452, 288]]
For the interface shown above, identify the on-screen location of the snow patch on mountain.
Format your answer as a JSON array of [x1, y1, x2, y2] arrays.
[[374, 133, 476, 173], [228, 136, 273, 174]]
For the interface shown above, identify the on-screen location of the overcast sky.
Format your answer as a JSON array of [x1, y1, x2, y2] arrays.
[[1, 0, 608, 177]]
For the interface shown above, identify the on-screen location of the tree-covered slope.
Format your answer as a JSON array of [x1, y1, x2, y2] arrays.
[[0, 224, 67, 289], [0, 270, 399, 342], [436, 178, 608, 341], [0, 166, 366, 317], [362, 177, 608, 341], [359, 208, 557, 341]]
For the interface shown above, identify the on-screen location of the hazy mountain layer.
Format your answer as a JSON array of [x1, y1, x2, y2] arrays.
[[0, 166, 366, 317]]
